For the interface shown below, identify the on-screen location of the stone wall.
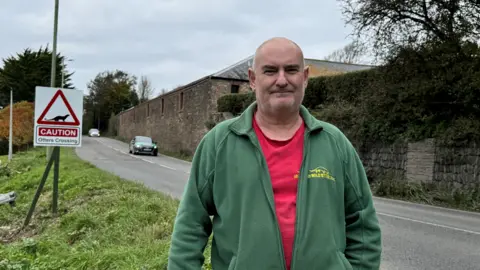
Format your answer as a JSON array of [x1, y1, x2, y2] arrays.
[[117, 77, 250, 154], [115, 78, 480, 188], [356, 139, 480, 188], [434, 142, 480, 188], [357, 142, 408, 181]]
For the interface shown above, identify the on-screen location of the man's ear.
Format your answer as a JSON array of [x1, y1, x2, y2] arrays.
[[303, 65, 309, 88], [248, 68, 256, 90]]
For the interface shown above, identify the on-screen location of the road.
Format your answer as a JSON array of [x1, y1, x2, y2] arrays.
[[76, 137, 480, 270], [76, 137, 191, 199]]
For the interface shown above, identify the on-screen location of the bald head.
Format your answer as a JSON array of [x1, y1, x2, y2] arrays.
[[251, 37, 305, 69], [247, 37, 310, 121]]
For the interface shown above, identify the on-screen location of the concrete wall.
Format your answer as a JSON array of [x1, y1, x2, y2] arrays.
[[117, 78, 250, 155], [406, 139, 436, 183]]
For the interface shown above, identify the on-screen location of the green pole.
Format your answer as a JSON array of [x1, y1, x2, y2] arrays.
[[46, 0, 59, 161]]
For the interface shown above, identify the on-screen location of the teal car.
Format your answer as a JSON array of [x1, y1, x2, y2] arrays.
[[128, 136, 158, 156]]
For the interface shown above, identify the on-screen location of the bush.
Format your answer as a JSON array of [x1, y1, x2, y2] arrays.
[[217, 92, 255, 116], [0, 101, 34, 148], [107, 112, 118, 136], [216, 42, 480, 146], [303, 69, 381, 109], [317, 42, 480, 145]]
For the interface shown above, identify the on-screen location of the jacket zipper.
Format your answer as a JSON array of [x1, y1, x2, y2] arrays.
[[290, 130, 310, 270], [248, 134, 288, 270]]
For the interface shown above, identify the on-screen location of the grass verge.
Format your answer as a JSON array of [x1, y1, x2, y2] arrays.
[[370, 173, 480, 212], [0, 147, 211, 269]]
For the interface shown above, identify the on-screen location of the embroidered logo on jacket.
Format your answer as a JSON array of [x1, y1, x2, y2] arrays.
[[308, 167, 335, 181], [293, 166, 335, 181]]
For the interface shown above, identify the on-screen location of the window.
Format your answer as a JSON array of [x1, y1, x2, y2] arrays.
[[161, 98, 164, 114], [135, 136, 152, 144], [179, 92, 184, 110], [231, 84, 239, 94]]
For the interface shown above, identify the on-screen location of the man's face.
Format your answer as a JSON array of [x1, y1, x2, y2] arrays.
[[248, 39, 309, 115]]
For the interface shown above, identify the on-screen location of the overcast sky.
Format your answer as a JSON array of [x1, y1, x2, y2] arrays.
[[1, 0, 355, 96]]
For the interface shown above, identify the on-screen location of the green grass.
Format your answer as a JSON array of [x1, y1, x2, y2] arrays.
[[370, 173, 480, 212], [4, 142, 474, 268], [0, 147, 212, 269]]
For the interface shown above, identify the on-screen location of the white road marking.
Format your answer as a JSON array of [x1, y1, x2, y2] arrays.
[[140, 158, 155, 164], [159, 164, 175, 170], [90, 138, 479, 235], [92, 138, 178, 171], [377, 212, 480, 236]]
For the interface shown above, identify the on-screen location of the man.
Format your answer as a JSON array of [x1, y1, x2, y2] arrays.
[[168, 37, 382, 270]]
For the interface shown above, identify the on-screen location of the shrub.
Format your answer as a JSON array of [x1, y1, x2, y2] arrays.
[[0, 101, 34, 147], [107, 112, 118, 136], [217, 92, 255, 116], [216, 42, 480, 146]]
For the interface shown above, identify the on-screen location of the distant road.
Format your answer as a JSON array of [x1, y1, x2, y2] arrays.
[[76, 137, 191, 198], [76, 137, 480, 270]]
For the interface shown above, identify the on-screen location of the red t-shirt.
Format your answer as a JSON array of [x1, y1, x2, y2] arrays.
[[253, 114, 305, 270]]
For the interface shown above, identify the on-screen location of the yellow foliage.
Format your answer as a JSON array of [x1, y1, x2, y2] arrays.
[[0, 101, 34, 146], [307, 65, 345, 78]]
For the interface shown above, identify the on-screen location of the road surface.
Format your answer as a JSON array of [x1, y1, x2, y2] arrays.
[[76, 137, 480, 270]]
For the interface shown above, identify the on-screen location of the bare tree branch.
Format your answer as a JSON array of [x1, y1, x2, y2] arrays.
[[137, 75, 154, 103], [324, 39, 370, 64], [338, 0, 480, 60]]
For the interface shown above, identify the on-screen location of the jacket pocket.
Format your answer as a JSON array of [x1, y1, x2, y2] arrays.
[[228, 256, 237, 270], [336, 251, 353, 270]]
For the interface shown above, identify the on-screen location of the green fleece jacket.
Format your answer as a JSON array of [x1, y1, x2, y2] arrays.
[[168, 102, 382, 270]]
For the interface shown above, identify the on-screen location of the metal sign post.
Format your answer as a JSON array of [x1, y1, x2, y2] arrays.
[[24, 86, 83, 227]]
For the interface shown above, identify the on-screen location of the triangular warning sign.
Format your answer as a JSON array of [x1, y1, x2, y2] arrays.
[[37, 89, 80, 126]]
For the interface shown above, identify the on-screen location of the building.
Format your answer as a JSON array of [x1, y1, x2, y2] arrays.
[[116, 55, 374, 155]]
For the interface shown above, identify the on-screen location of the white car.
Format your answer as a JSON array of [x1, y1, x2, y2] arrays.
[[88, 128, 100, 137]]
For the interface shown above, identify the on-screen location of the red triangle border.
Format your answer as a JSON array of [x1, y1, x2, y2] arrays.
[[37, 89, 80, 126]]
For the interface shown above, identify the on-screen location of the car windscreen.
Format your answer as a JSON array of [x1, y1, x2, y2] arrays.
[[136, 137, 152, 143]]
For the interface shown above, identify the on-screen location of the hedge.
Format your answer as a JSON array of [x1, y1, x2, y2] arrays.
[[217, 92, 255, 116], [0, 101, 34, 154], [217, 42, 480, 146]]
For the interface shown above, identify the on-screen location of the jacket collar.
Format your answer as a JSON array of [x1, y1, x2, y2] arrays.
[[229, 101, 323, 135]]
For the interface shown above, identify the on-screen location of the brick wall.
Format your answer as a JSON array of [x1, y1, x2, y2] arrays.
[[117, 77, 250, 155]]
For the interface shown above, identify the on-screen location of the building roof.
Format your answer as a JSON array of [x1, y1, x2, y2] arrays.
[[140, 54, 376, 105], [210, 55, 375, 81]]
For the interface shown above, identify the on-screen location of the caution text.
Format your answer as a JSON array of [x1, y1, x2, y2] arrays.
[[39, 127, 78, 137]]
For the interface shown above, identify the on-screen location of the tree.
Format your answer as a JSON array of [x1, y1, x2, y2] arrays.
[[158, 88, 168, 96], [338, 0, 480, 59], [324, 40, 368, 64], [137, 75, 154, 103], [85, 70, 139, 131], [0, 46, 74, 106]]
